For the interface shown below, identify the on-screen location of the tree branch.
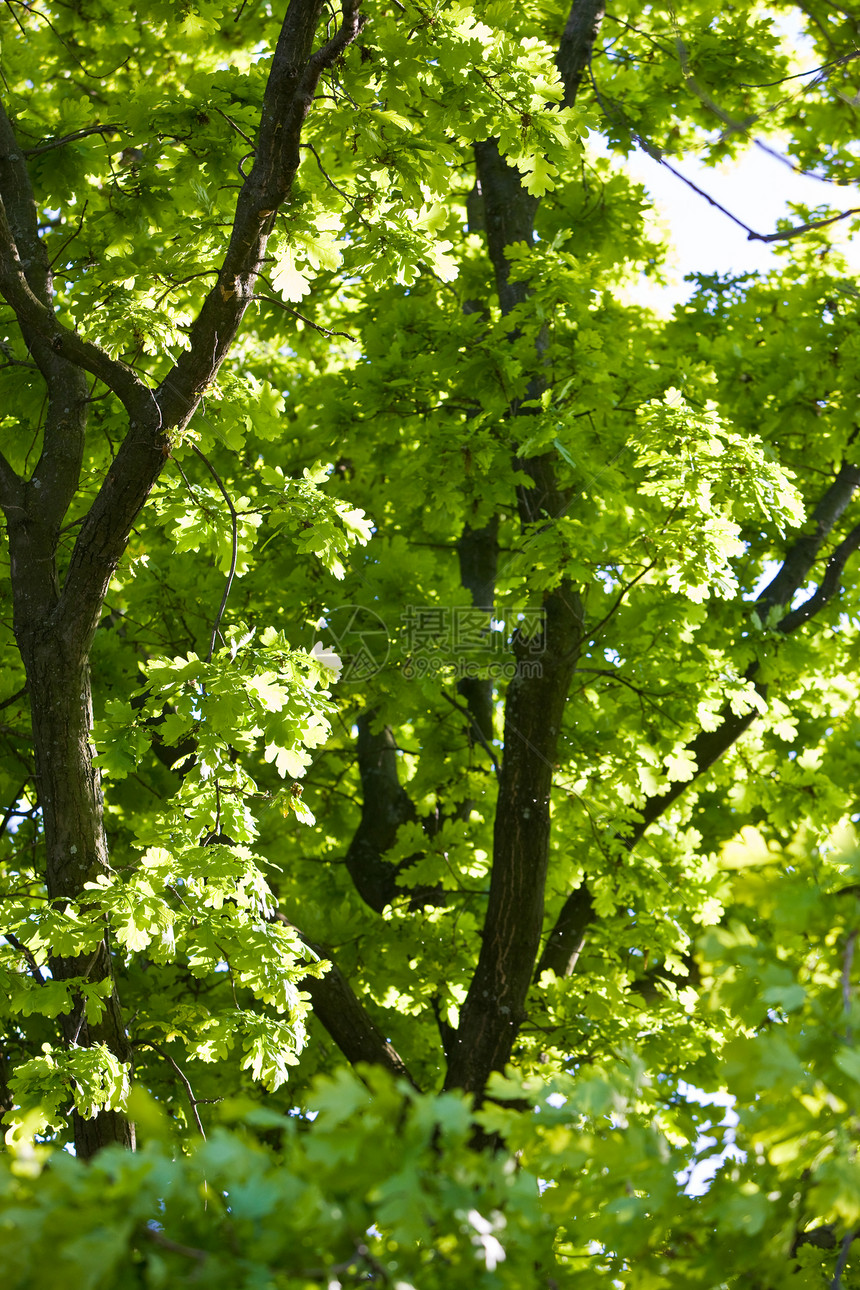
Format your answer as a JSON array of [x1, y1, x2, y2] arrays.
[[777, 520, 860, 634], [832, 1231, 857, 1289], [442, 690, 500, 775], [0, 96, 155, 426], [0, 2, 365, 1158], [22, 123, 123, 158], [139, 1040, 207, 1138], [540, 498, 860, 980], [444, 585, 584, 1094], [557, 0, 606, 108], [535, 883, 594, 980], [144, 1227, 208, 1263], [455, 518, 499, 765], [755, 458, 860, 618], [154, 0, 365, 431], [0, 100, 93, 540], [587, 66, 860, 247], [345, 715, 416, 913], [0, 188, 154, 409], [54, 0, 364, 652], [287, 922, 418, 1085], [190, 445, 239, 663], [3, 930, 46, 984]]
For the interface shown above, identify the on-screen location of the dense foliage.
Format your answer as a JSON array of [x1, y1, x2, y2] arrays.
[[1, 0, 860, 1284]]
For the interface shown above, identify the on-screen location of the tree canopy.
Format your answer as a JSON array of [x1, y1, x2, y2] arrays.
[[2, 0, 860, 1285]]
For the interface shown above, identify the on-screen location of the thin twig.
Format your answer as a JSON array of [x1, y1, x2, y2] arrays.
[[49, 199, 89, 266], [3, 931, 46, 984], [172, 456, 220, 524], [302, 140, 355, 203], [24, 125, 121, 158], [70, 949, 103, 1043], [253, 292, 356, 341], [213, 106, 256, 149], [738, 49, 860, 90], [152, 269, 219, 309], [139, 1040, 207, 1138], [574, 667, 684, 724], [442, 691, 500, 774], [585, 559, 659, 642], [296, 1242, 386, 1281], [144, 1226, 208, 1262], [843, 930, 857, 1012], [0, 782, 28, 840], [832, 1231, 857, 1290], [589, 66, 860, 245], [6, 0, 133, 80], [0, 352, 38, 371], [0, 685, 26, 711], [190, 445, 238, 663], [754, 138, 840, 185]]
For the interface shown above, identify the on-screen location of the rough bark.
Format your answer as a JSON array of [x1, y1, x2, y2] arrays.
[[557, 0, 606, 108], [0, 94, 135, 1151], [444, 586, 583, 1092], [456, 517, 499, 753], [473, 140, 540, 315], [20, 631, 136, 1152]]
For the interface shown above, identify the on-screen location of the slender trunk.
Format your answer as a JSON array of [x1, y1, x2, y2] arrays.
[[444, 584, 583, 1093], [442, 0, 604, 1093]]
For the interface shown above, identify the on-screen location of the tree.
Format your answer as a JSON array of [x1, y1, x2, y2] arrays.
[[1, 0, 860, 1283]]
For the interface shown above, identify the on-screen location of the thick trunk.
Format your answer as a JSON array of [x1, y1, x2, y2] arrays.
[[473, 140, 539, 316], [16, 624, 134, 1154]]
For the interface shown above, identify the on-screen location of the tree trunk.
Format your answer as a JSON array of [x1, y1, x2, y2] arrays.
[[444, 584, 583, 1093], [7, 482, 135, 1155], [23, 632, 134, 1152]]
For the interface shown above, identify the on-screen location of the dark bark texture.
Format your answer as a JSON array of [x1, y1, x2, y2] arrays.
[[6, 0, 858, 1167], [444, 586, 584, 1092]]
